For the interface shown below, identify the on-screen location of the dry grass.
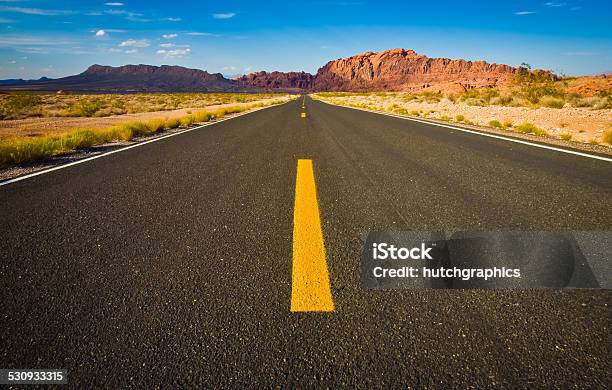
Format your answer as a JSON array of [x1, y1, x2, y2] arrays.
[[603, 130, 612, 145], [0, 98, 291, 165], [0, 92, 288, 120]]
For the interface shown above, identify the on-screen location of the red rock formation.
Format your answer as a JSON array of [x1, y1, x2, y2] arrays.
[[312, 48, 555, 92], [236, 71, 313, 90]]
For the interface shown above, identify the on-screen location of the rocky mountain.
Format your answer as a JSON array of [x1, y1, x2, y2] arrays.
[[236, 48, 556, 92], [1, 65, 255, 92], [311, 48, 526, 91], [235, 71, 314, 91], [0, 49, 557, 93]]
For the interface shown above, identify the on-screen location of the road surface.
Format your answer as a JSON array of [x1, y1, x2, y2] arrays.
[[1, 97, 611, 387]]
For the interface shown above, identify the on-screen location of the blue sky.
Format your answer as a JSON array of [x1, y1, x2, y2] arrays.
[[0, 0, 610, 79]]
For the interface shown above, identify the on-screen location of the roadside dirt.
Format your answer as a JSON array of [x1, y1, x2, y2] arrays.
[[316, 95, 612, 145], [0, 98, 286, 139]]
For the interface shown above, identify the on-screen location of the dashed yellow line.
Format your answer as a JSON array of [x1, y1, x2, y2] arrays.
[[291, 159, 334, 312]]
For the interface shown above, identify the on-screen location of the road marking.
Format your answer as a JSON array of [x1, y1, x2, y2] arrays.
[[291, 159, 334, 312], [320, 101, 612, 162], [0, 102, 289, 187]]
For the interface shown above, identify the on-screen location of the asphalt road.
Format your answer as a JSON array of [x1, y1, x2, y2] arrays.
[[1, 97, 611, 388]]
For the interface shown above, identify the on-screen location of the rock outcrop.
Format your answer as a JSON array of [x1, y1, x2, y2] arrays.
[[235, 71, 314, 91], [312, 48, 546, 92]]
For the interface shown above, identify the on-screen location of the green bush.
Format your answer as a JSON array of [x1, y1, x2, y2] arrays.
[[540, 96, 565, 108], [488, 120, 503, 129], [515, 123, 548, 136], [0, 93, 43, 119], [72, 99, 102, 117]]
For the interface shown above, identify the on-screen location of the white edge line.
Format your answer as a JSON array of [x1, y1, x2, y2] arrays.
[[318, 99, 612, 163], [0, 101, 291, 187]]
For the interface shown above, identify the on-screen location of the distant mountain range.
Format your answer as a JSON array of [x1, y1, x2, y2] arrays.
[[0, 77, 52, 86], [0, 49, 557, 93]]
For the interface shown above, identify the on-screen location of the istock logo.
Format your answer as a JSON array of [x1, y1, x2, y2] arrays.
[[372, 242, 433, 260]]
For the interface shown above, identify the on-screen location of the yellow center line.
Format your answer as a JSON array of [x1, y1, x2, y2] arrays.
[[290, 159, 334, 312]]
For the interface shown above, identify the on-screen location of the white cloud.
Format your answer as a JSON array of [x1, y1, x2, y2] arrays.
[[156, 48, 191, 58], [95, 29, 106, 37], [212, 12, 235, 19], [0, 6, 75, 15], [161, 17, 181, 22], [185, 32, 217, 36], [105, 2, 124, 6], [119, 39, 149, 47], [222, 66, 237, 71], [0, 35, 75, 47], [544, 2, 566, 7], [0, 18, 16, 23], [514, 11, 536, 15], [8, 60, 16, 64], [159, 43, 174, 48], [124, 49, 137, 54], [162, 33, 177, 39]]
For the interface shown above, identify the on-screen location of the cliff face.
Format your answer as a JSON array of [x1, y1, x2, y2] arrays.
[[312, 48, 535, 91], [235, 71, 314, 90], [236, 48, 556, 92]]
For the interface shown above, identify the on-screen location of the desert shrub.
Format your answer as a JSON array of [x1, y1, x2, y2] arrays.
[[193, 111, 213, 122], [488, 120, 503, 129], [440, 115, 451, 121], [180, 115, 196, 127], [463, 97, 486, 106], [603, 130, 612, 144], [71, 99, 102, 117], [503, 120, 513, 128], [540, 96, 565, 108], [165, 118, 181, 129], [559, 133, 573, 141], [515, 123, 548, 136], [0, 137, 56, 164], [0, 93, 43, 119], [409, 110, 420, 116], [420, 91, 442, 103], [455, 115, 466, 122], [64, 129, 100, 150], [459, 88, 499, 106], [490, 95, 513, 106], [515, 70, 564, 104], [146, 118, 167, 133]]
